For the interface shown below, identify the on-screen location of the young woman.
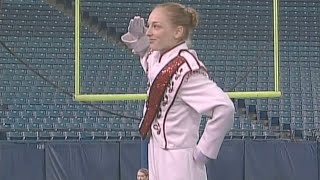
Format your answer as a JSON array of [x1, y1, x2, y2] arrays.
[[122, 2, 235, 180]]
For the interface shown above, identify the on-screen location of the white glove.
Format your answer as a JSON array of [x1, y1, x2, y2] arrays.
[[128, 16, 146, 39], [193, 146, 210, 165], [121, 16, 149, 57]]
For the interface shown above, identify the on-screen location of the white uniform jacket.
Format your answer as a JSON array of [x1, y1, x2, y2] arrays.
[[140, 42, 235, 159]]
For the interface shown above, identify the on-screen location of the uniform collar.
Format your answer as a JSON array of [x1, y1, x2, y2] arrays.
[[157, 42, 188, 63]]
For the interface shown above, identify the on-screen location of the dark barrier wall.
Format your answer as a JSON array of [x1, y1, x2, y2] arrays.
[[0, 142, 45, 180], [119, 141, 141, 180], [45, 142, 120, 180], [0, 140, 318, 180], [244, 141, 318, 180], [207, 140, 245, 180]]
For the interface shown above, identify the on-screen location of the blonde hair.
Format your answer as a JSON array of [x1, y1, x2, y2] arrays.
[[154, 2, 199, 41], [138, 168, 149, 177]]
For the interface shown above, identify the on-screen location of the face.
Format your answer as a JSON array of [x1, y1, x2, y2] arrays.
[[146, 7, 184, 54], [137, 171, 148, 180]]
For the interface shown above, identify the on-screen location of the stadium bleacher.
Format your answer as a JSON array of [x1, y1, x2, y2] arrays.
[[0, 0, 319, 141]]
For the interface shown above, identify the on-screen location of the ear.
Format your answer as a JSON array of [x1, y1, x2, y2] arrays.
[[174, 26, 184, 39]]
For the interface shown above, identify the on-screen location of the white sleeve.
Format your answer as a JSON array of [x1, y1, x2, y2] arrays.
[[121, 33, 149, 58], [179, 70, 235, 159], [139, 50, 151, 73]]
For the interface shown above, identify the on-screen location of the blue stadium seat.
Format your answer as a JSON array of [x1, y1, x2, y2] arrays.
[[227, 120, 242, 139], [27, 123, 41, 131], [80, 122, 94, 131], [251, 122, 265, 139], [50, 131, 66, 140], [38, 131, 51, 140], [7, 132, 24, 140], [79, 131, 94, 140], [23, 131, 38, 140], [11, 122, 27, 131], [65, 131, 80, 140], [92, 131, 107, 140], [106, 131, 121, 140], [41, 123, 54, 131]]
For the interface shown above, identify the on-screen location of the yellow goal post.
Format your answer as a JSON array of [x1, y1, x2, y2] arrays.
[[73, 0, 281, 102]]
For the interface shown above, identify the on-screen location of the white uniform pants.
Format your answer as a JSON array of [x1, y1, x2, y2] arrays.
[[148, 140, 207, 180]]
